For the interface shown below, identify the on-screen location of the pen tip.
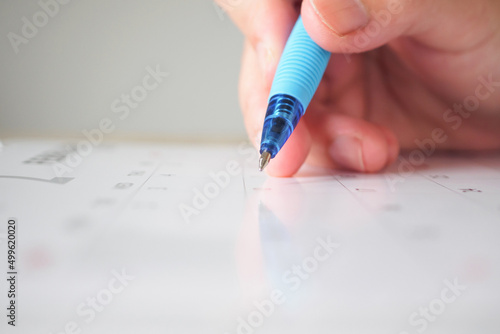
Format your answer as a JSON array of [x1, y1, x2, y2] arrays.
[[259, 151, 271, 172]]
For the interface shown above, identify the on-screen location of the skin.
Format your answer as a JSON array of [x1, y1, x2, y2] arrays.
[[217, 0, 500, 177]]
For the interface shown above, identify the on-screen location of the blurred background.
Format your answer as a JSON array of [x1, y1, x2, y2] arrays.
[[0, 0, 246, 141]]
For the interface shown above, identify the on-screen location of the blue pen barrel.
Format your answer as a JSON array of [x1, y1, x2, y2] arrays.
[[260, 16, 330, 158], [260, 94, 304, 158]]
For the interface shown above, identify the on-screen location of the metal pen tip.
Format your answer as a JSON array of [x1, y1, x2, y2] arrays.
[[259, 151, 271, 172]]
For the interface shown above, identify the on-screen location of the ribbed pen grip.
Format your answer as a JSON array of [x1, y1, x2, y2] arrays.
[[269, 16, 331, 110]]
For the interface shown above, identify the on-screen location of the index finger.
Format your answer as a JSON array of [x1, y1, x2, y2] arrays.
[[215, 0, 300, 83]]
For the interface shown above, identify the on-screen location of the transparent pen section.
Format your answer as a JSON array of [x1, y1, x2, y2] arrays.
[[260, 94, 305, 158]]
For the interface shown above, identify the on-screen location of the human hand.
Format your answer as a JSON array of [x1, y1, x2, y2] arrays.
[[217, 0, 500, 176]]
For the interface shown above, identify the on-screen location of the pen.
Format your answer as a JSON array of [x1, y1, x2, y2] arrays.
[[259, 16, 331, 171]]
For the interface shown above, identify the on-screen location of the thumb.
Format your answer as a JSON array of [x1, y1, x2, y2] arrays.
[[301, 0, 496, 55]]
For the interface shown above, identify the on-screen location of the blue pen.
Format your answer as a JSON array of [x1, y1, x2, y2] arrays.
[[259, 16, 331, 171]]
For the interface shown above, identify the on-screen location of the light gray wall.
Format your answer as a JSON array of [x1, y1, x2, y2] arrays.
[[0, 0, 245, 141]]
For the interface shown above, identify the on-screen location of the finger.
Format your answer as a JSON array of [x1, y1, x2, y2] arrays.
[[215, 0, 300, 83], [266, 120, 312, 177], [240, 41, 312, 177], [239, 41, 267, 147], [323, 114, 399, 172], [300, 0, 497, 54]]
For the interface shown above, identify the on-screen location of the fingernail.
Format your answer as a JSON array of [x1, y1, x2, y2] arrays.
[[310, 0, 369, 36], [254, 130, 263, 149], [256, 42, 274, 80], [329, 135, 366, 171]]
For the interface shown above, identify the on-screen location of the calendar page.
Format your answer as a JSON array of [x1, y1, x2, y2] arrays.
[[0, 139, 499, 334]]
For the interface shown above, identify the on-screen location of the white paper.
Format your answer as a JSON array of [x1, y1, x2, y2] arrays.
[[1, 139, 499, 334]]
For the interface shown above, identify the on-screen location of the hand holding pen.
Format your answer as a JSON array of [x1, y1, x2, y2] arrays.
[[218, 0, 500, 176]]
